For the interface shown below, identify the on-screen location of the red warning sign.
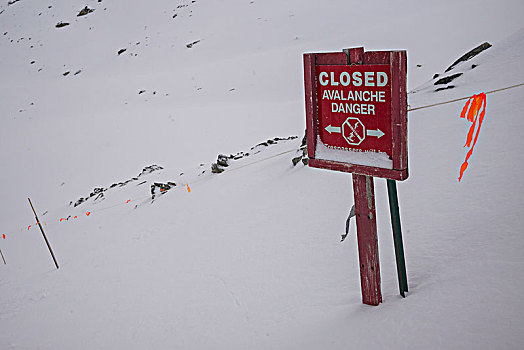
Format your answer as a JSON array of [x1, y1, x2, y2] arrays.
[[304, 47, 408, 180], [316, 65, 392, 157]]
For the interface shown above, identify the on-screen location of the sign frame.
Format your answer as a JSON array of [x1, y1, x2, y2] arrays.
[[304, 47, 408, 181]]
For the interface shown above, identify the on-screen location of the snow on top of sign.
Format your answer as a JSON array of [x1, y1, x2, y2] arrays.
[[314, 136, 393, 169]]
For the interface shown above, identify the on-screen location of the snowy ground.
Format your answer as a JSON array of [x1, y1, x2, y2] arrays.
[[1, 1, 524, 349]]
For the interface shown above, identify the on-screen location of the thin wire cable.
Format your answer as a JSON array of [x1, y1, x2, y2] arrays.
[[408, 82, 524, 112], [4, 82, 524, 236], [66, 148, 300, 214], [219, 148, 299, 175], [51, 78, 522, 221]]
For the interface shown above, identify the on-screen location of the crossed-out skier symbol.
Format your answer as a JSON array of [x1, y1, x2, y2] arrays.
[[342, 117, 366, 146]]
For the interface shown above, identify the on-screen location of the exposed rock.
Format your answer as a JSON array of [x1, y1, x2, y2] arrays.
[[71, 165, 163, 206], [252, 136, 297, 150], [434, 73, 463, 85], [211, 163, 224, 173], [55, 22, 70, 28], [216, 154, 229, 167], [292, 131, 308, 166], [89, 187, 105, 197], [74, 198, 86, 207], [150, 182, 174, 199], [300, 132, 307, 148], [435, 85, 455, 92], [117, 48, 127, 55], [233, 153, 246, 160], [186, 40, 200, 48], [77, 6, 94, 17], [445, 42, 491, 72], [138, 165, 163, 177]]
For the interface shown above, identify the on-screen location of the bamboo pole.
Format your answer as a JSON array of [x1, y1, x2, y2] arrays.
[[0, 248, 6, 264], [28, 198, 59, 269]]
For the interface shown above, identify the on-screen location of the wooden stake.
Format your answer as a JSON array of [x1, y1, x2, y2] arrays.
[[28, 198, 59, 269], [352, 174, 382, 306], [0, 248, 6, 264]]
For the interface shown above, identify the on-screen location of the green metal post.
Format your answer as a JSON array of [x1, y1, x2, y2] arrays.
[[387, 179, 408, 297]]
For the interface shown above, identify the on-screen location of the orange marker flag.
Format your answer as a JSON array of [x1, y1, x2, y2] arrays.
[[187, 184, 191, 193], [2, 234, 5, 239], [459, 93, 486, 182], [86, 211, 91, 216], [27, 225, 31, 230]]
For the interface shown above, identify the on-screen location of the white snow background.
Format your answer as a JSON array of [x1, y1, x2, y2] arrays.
[[1, 0, 524, 349]]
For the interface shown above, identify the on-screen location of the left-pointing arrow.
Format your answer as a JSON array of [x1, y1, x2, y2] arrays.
[[325, 125, 341, 134]]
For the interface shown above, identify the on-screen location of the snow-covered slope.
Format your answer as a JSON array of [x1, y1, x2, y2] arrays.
[[1, 1, 524, 349]]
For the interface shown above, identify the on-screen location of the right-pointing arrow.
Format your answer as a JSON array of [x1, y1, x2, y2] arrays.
[[325, 125, 341, 134], [367, 129, 385, 138]]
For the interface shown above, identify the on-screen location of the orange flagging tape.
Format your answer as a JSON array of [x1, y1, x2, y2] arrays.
[[187, 184, 191, 193], [2, 234, 5, 239], [126, 199, 131, 203], [86, 211, 91, 216], [27, 225, 31, 230], [459, 92, 486, 182]]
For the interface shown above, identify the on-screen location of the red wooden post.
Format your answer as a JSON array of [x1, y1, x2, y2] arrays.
[[352, 174, 382, 305], [303, 47, 407, 306]]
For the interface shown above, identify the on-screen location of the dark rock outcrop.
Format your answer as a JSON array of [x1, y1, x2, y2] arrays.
[[55, 22, 70, 28], [434, 73, 463, 85], [77, 6, 94, 17], [445, 42, 491, 72], [71, 165, 163, 206]]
